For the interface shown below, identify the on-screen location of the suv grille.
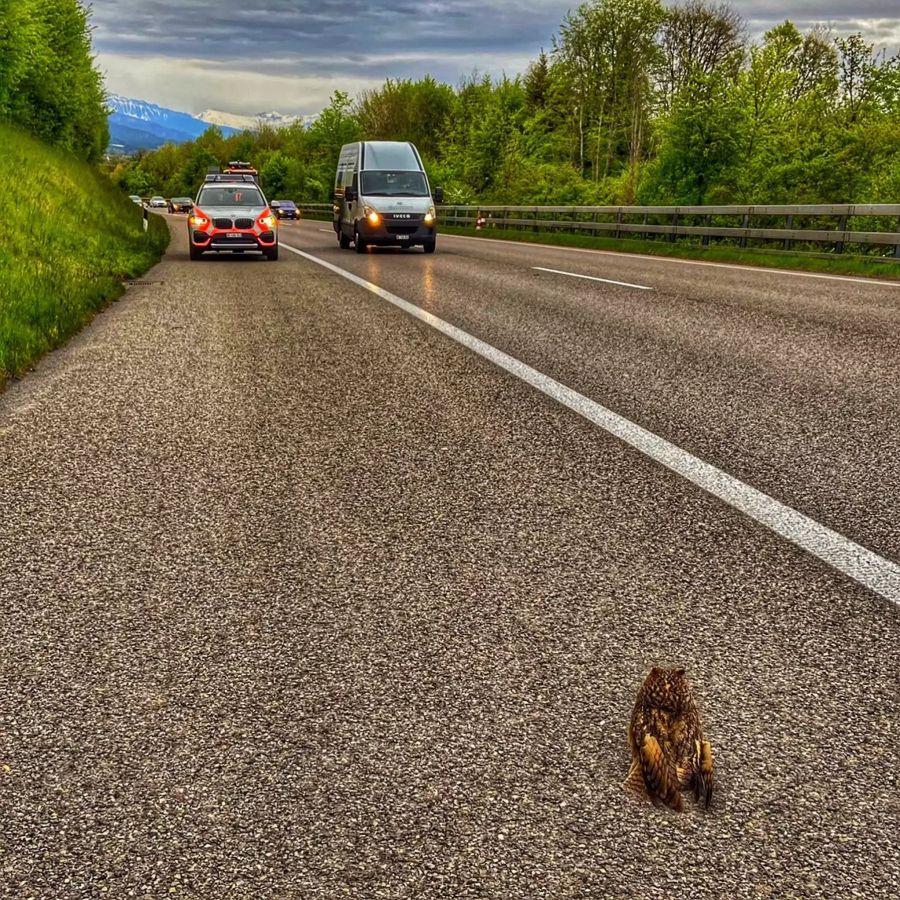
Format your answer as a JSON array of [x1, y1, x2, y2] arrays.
[[234, 217, 254, 229], [213, 217, 233, 229]]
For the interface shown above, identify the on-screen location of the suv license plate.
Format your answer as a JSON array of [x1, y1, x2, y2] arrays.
[[227, 232, 242, 238]]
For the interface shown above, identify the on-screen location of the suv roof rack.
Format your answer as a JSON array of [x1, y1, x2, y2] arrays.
[[204, 174, 258, 183]]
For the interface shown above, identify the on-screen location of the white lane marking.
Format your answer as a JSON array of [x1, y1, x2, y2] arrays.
[[533, 266, 651, 291], [445, 233, 900, 288], [281, 241, 900, 606], [318, 228, 332, 233]]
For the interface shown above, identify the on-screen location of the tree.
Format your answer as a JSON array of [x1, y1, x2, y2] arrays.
[[1, 0, 108, 161], [659, 1, 745, 111], [554, 0, 666, 180], [261, 151, 289, 196]]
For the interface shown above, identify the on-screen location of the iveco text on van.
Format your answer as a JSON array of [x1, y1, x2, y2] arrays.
[[333, 141, 443, 253]]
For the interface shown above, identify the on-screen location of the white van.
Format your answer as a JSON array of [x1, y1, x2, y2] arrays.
[[333, 141, 443, 253]]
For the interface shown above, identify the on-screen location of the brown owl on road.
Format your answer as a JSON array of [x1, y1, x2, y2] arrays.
[[625, 667, 714, 811]]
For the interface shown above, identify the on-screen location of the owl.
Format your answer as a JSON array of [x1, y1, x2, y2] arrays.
[[625, 667, 714, 811]]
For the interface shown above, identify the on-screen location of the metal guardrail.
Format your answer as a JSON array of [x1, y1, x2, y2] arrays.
[[296, 203, 900, 257]]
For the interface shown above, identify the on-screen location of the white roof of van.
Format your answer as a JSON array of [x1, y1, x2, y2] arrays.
[[363, 141, 421, 171]]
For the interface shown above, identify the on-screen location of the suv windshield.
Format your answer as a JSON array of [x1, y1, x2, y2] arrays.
[[360, 171, 428, 197], [197, 186, 265, 207]]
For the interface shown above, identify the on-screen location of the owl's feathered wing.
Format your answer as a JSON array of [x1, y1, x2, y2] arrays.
[[625, 668, 713, 811]]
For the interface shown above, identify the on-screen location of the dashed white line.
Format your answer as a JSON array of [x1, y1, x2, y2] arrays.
[[444, 232, 900, 288], [533, 266, 652, 290], [280, 241, 900, 606]]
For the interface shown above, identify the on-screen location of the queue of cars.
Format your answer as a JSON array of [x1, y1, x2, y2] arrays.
[[138, 143, 442, 261]]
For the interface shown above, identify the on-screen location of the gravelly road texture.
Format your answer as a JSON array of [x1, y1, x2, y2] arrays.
[[1, 217, 898, 898]]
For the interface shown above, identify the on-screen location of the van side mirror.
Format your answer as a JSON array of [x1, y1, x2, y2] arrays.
[[433, 187, 444, 204], [344, 186, 356, 202]]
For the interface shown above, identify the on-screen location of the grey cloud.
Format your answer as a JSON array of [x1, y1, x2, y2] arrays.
[[92, 0, 570, 62], [91, 0, 899, 115]]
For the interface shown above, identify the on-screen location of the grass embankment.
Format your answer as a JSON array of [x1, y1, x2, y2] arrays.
[[0, 126, 170, 389], [439, 225, 900, 280]]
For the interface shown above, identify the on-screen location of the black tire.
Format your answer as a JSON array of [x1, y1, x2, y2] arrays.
[[189, 244, 203, 260], [339, 228, 351, 249], [354, 229, 367, 253], [265, 244, 279, 261], [423, 238, 436, 254]]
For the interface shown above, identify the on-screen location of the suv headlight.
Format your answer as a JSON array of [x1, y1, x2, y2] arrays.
[[424, 206, 436, 225], [258, 214, 277, 229], [364, 205, 381, 226]]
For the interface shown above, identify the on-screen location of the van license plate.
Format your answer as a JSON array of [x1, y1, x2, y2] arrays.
[[397, 234, 410, 240]]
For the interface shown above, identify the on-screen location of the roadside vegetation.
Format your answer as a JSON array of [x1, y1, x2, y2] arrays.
[[0, 0, 109, 163], [0, 1, 168, 389], [0, 126, 169, 388], [113, 0, 900, 215]]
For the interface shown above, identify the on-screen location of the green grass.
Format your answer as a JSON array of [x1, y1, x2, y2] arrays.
[[0, 126, 170, 389], [438, 225, 900, 279]]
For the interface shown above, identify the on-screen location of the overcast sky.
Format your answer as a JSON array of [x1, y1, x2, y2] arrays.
[[90, 0, 900, 116]]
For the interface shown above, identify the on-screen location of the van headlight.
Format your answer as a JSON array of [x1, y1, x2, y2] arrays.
[[364, 205, 381, 226], [424, 206, 436, 225]]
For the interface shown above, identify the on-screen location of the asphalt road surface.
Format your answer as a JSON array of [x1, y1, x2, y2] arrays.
[[1, 216, 898, 898]]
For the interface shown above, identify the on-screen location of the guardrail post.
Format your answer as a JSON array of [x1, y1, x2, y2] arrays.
[[895, 216, 900, 258], [784, 214, 793, 251], [739, 212, 749, 248], [835, 214, 848, 254], [615, 210, 622, 239], [702, 214, 711, 247], [669, 212, 678, 243], [642, 212, 648, 241]]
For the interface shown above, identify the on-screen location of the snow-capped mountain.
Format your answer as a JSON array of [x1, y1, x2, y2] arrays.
[[199, 109, 313, 131], [107, 95, 240, 153]]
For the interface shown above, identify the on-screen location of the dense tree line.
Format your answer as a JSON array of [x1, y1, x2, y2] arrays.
[[112, 0, 900, 205], [0, 0, 108, 163]]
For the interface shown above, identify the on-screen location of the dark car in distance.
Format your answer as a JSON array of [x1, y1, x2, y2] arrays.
[[168, 197, 194, 214], [272, 200, 299, 220]]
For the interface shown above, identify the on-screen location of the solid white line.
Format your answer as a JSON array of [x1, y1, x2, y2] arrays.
[[445, 232, 900, 288], [533, 266, 651, 290], [281, 241, 900, 606]]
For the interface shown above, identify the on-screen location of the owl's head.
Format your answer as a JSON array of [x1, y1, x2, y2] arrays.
[[644, 666, 693, 711]]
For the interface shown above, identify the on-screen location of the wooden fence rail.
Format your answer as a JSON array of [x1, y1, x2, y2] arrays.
[[296, 203, 900, 257]]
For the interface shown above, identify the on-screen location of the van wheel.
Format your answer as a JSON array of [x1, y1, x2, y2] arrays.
[[354, 229, 367, 253], [423, 238, 436, 254], [339, 229, 351, 249]]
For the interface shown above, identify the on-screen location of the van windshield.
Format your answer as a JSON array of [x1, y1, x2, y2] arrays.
[[361, 171, 429, 197]]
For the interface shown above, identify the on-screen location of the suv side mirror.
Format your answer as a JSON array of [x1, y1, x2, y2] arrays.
[[433, 187, 444, 204], [344, 186, 356, 202]]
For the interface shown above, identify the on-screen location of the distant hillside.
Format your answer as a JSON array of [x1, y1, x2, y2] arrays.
[[107, 95, 240, 153]]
